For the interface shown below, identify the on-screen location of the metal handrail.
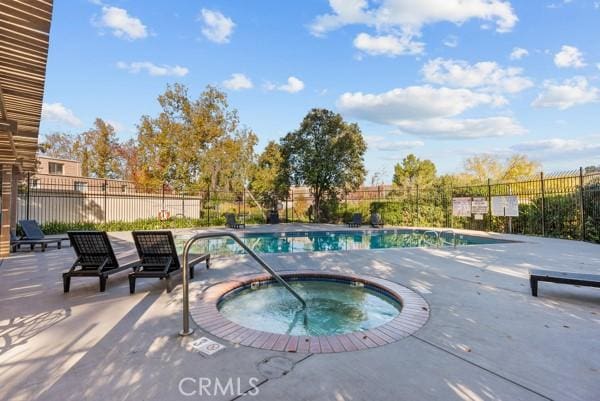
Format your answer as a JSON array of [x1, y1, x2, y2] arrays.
[[179, 231, 307, 336], [439, 229, 457, 248], [421, 230, 440, 247]]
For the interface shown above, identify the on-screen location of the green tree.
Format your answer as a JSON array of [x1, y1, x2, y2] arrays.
[[392, 154, 437, 189], [249, 141, 287, 207], [77, 118, 123, 178], [279, 108, 367, 222], [136, 84, 251, 190]]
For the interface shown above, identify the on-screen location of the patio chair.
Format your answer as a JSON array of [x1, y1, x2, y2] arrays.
[[225, 213, 246, 229], [64, 231, 139, 292], [19, 220, 69, 248], [371, 212, 384, 228], [11, 230, 64, 252], [129, 231, 210, 294], [347, 213, 362, 227]]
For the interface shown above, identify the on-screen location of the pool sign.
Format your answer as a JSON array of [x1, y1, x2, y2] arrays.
[[471, 197, 489, 215], [491, 196, 519, 217], [452, 197, 472, 217], [190, 337, 226, 356]]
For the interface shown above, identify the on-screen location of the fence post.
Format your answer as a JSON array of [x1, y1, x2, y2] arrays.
[[579, 167, 586, 241], [540, 172, 545, 237], [415, 184, 419, 226], [207, 189, 211, 226], [26, 172, 31, 220], [487, 178, 492, 232], [103, 179, 107, 222], [182, 189, 185, 219]]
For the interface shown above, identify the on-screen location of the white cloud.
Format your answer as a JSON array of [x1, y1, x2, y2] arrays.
[[338, 86, 505, 123], [367, 136, 425, 151], [443, 35, 459, 48], [393, 117, 525, 139], [42, 103, 82, 127], [337, 86, 523, 139], [510, 47, 528, 60], [310, 0, 518, 37], [421, 58, 533, 94], [116, 61, 189, 77], [200, 9, 235, 44], [267, 76, 305, 93], [554, 45, 586, 68], [222, 73, 253, 90], [531, 77, 599, 110], [510, 138, 600, 160], [97, 6, 148, 40], [353, 33, 424, 56]]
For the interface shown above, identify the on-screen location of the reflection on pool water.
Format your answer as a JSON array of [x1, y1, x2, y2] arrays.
[[176, 229, 510, 256], [218, 279, 402, 336]]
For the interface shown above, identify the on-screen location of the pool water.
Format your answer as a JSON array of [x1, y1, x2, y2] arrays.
[[178, 229, 510, 256], [218, 279, 402, 336]]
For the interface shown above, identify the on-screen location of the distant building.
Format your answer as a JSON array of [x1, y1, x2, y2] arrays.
[[37, 155, 82, 176], [31, 156, 137, 194]]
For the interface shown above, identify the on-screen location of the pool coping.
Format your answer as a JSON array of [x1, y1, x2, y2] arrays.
[[190, 270, 430, 353]]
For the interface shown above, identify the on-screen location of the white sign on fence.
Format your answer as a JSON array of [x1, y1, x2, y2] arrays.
[[491, 196, 519, 217], [452, 197, 472, 217], [471, 197, 489, 215]]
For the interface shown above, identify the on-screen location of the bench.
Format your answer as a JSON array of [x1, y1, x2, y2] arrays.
[[529, 269, 600, 297]]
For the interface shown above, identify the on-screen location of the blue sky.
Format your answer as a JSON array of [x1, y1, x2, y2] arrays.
[[40, 0, 600, 182]]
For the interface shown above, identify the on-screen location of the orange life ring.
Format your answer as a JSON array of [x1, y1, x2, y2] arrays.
[[158, 209, 171, 221]]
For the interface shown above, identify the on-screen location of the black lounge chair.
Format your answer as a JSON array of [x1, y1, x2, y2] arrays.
[[371, 212, 384, 228], [19, 220, 68, 249], [64, 231, 139, 292], [225, 213, 245, 229], [529, 269, 600, 297], [347, 213, 362, 227], [129, 231, 210, 294], [11, 230, 64, 252]]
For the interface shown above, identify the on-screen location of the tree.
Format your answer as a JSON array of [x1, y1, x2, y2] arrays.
[[392, 154, 437, 189], [463, 153, 540, 183], [279, 108, 367, 222], [250, 141, 287, 207], [39, 132, 78, 160], [77, 118, 123, 178], [136, 84, 251, 190]]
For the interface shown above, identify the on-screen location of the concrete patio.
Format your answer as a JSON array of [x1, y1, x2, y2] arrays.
[[0, 225, 598, 401]]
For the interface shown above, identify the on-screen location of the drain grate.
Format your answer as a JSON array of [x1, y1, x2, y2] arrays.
[[257, 356, 295, 379]]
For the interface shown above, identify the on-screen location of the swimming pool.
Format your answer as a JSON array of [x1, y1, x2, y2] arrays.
[[177, 229, 512, 255]]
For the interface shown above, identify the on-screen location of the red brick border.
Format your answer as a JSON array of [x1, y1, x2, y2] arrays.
[[189, 271, 430, 353]]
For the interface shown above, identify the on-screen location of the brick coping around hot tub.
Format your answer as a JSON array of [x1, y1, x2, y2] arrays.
[[189, 270, 430, 354]]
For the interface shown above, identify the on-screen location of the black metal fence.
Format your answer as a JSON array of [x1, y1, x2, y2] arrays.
[[17, 168, 600, 242]]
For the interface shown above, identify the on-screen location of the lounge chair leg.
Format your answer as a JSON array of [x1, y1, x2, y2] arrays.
[[63, 274, 71, 293], [190, 265, 195, 280], [166, 275, 173, 293], [129, 275, 136, 294], [99, 275, 107, 292], [58, 241, 62, 250], [206, 256, 210, 269], [530, 278, 538, 297], [42, 244, 47, 252], [30, 244, 34, 251]]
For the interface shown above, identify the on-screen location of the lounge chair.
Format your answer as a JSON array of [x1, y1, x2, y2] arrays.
[[64, 231, 139, 292], [19, 220, 69, 248], [529, 269, 600, 297], [347, 213, 362, 227], [129, 230, 210, 294], [11, 230, 64, 252], [371, 212, 384, 228], [225, 213, 246, 229]]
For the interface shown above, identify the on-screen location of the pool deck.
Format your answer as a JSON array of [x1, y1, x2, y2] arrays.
[[1, 224, 599, 401]]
